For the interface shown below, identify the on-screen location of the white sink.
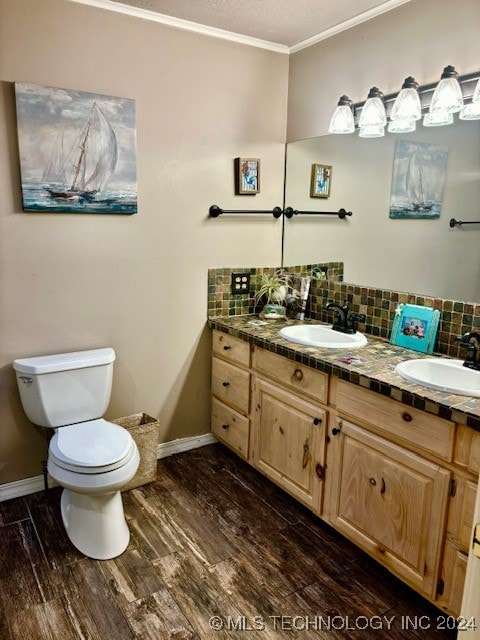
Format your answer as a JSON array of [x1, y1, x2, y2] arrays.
[[395, 358, 480, 397], [278, 325, 367, 349]]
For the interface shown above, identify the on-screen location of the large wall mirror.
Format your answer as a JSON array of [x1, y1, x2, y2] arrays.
[[284, 120, 480, 303]]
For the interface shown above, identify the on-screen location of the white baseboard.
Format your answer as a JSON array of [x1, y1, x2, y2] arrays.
[[157, 433, 217, 459], [0, 433, 218, 502]]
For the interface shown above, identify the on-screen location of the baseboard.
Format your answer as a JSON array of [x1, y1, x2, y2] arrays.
[[0, 433, 218, 502], [157, 433, 217, 459]]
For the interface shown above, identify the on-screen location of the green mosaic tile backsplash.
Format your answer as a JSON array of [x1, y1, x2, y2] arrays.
[[208, 263, 480, 359]]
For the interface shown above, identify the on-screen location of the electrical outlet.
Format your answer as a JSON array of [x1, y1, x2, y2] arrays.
[[231, 272, 251, 295]]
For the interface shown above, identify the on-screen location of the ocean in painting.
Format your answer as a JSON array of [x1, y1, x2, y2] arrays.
[[21, 184, 137, 214], [15, 82, 137, 215]]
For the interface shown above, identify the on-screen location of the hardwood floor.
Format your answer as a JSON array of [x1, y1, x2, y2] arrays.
[[0, 443, 458, 639]]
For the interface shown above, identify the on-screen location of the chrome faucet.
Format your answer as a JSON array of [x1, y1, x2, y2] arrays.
[[458, 331, 480, 370], [323, 300, 366, 334]]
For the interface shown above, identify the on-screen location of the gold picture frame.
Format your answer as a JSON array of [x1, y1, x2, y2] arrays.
[[235, 157, 260, 195], [310, 163, 332, 198]]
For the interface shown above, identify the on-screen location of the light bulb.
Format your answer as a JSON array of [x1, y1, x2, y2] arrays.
[[328, 95, 355, 134], [430, 65, 463, 114]]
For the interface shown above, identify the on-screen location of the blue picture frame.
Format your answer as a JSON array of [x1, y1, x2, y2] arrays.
[[390, 304, 441, 354]]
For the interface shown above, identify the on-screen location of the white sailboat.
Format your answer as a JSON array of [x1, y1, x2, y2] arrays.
[[405, 149, 433, 212], [43, 102, 118, 202]]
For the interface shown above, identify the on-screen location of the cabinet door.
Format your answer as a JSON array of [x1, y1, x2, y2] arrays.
[[252, 377, 326, 512], [329, 418, 450, 598]]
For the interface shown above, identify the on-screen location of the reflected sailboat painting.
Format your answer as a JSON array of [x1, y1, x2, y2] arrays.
[[15, 83, 137, 214], [389, 140, 448, 219]]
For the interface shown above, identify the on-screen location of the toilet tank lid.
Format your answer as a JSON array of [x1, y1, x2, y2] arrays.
[[13, 348, 115, 375]]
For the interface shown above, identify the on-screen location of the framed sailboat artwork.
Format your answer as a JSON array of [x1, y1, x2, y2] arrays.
[[389, 139, 449, 219], [14, 82, 137, 214]]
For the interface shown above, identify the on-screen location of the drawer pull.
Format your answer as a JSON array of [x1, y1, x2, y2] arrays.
[[369, 477, 377, 486], [222, 424, 229, 430], [222, 381, 230, 387], [402, 412, 413, 422], [223, 345, 231, 351], [302, 439, 310, 468], [293, 368, 304, 382], [313, 417, 322, 426], [332, 427, 341, 436]]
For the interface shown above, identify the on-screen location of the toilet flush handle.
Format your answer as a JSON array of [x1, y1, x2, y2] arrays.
[[19, 376, 33, 385]]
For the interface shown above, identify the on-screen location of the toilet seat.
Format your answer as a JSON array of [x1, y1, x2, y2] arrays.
[[49, 419, 135, 474]]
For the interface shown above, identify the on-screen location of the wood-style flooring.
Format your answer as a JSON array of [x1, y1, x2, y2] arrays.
[[0, 443, 457, 639]]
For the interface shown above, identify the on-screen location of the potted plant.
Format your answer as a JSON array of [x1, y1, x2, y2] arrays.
[[254, 270, 290, 319]]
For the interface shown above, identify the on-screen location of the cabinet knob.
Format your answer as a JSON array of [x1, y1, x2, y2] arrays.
[[222, 424, 229, 430], [313, 417, 322, 425], [293, 368, 304, 381], [223, 345, 231, 351], [402, 412, 413, 422], [222, 381, 230, 387], [332, 427, 341, 436]]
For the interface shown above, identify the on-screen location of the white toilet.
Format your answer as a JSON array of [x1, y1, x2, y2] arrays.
[[13, 348, 140, 560]]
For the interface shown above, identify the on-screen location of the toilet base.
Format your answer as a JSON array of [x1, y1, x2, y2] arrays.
[[60, 488, 130, 560]]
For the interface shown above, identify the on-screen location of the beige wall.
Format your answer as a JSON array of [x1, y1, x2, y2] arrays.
[[287, 0, 480, 141], [0, 0, 288, 484]]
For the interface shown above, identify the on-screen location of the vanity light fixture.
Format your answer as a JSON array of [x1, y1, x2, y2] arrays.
[[328, 95, 355, 134], [389, 77, 422, 121], [329, 66, 480, 135], [429, 65, 463, 114]]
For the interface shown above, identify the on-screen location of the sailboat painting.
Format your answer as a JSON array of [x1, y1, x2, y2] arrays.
[[15, 82, 137, 214], [389, 140, 448, 219]]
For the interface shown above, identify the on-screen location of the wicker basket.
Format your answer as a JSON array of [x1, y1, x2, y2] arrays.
[[112, 413, 159, 491]]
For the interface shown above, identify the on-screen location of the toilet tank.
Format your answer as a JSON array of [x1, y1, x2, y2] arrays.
[[13, 348, 116, 428]]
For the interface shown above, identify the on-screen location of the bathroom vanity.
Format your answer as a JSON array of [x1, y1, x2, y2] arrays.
[[209, 319, 480, 617]]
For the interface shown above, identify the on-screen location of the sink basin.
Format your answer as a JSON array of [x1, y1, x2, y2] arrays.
[[395, 358, 480, 397], [278, 325, 367, 349]]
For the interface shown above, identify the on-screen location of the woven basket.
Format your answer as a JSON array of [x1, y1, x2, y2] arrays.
[[112, 413, 159, 491]]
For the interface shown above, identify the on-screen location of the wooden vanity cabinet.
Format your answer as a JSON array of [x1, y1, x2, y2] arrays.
[[211, 331, 251, 459], [327, 416, 450, 598]]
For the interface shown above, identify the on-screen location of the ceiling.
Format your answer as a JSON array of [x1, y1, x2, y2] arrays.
[[106, 0, 412, 49]]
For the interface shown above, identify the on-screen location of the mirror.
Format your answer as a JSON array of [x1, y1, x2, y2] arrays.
[[284, 120, 480, 302]]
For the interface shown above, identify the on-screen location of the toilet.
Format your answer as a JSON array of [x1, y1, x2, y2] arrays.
[[13, 348, 140, 560]]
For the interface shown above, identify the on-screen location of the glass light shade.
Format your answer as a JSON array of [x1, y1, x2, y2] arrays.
[[423, 111, 453, 127], [472, 77, 480, 103], [390, 77, 422, 121], [329, 96, 355, 134], [387, 119, 416, 133], [430, 66, 463, 114], [359, 124, 385, 138], [358, 87, 386, 127], [459, 102, 480, 120]]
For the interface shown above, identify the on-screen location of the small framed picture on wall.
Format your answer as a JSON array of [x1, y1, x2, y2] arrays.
[[235, 158, 260, 195], [310, 163, 332, 198]]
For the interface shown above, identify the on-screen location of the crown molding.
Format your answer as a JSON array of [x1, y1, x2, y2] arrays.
[[289, 0, 412, 53], [66, 0, 290, 53]]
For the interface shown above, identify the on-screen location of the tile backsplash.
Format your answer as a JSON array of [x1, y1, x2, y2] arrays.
[[208, 263, 480, 359]]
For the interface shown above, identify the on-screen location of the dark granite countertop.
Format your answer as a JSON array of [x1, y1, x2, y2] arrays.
[[208, 314, 480, 431]]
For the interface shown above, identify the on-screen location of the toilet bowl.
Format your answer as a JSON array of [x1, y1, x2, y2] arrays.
[[13, 348, 140, 560]]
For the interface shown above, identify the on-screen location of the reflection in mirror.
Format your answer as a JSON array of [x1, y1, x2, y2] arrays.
[[284, 120, 480, 302]]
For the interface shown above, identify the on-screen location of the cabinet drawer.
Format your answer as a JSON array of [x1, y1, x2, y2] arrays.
[[212, 330, 250, 367], [336, 380, 455, 461], [212, 357, 250, 414], [212, 398, 249, 459], [253, 348, 328, 404]]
